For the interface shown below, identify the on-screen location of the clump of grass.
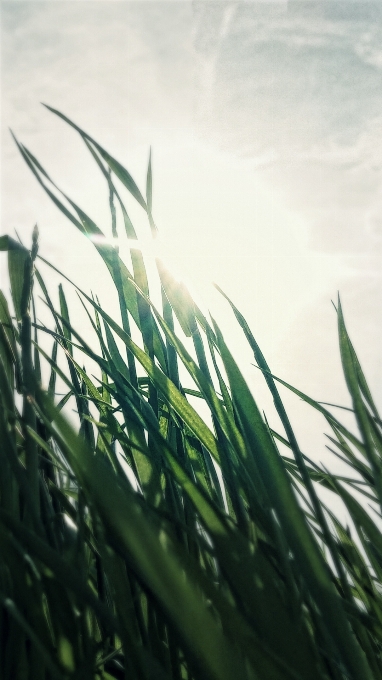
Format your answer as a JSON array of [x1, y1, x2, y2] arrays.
[[1, 106, 382, 679]]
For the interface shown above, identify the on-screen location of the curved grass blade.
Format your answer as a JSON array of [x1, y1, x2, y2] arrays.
[[63, 293, 222, 465], [337, 297, 382, 509], [211, 317, 373, 680], [42, 104, 147, 210], [216, 286, 356, 601]]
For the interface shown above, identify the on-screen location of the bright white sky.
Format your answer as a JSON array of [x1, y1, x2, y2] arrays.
[[2, 1, 382, 468]]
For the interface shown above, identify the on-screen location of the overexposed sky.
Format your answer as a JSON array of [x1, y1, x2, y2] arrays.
[[2, 1, 382, 463]]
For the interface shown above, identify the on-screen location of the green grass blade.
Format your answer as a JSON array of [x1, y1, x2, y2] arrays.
[[0, 235, 30, 324], [37, 389, 257, 680], [212, 318, 373, 680], [42, 104, 147, 210], [337, 297, 382, 508]]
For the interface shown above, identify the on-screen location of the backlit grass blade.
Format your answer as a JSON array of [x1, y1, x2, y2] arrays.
[[42, 104, 148, 210], [212, 317, 374, 680], [35, 302, 169, 505], [14, 137, 143, 333], [156, 259, 197, 338], [0, 235, 30, 324], [67, 291, 222, 465], [337, 297, 382, 508], [78, 130, 163, 375], [217, 286, 355, 606], [127, 278, 250, 461], [256, 366, 369, 459]]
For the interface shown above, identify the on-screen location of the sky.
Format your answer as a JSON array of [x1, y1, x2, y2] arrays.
[[2, 1, 382, 467]]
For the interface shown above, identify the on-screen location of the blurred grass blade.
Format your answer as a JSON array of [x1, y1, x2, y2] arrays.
[[0, 235, 30, 324], [37, 388, 256, 680]]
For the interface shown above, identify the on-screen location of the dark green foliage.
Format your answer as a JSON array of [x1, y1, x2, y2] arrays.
[[1, 109, 382, 679]]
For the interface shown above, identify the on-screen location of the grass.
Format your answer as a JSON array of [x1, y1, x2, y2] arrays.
[[1, 106, 382, 679]]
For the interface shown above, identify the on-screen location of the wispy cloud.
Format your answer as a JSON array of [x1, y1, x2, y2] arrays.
[[191, 3, 382, 254]]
